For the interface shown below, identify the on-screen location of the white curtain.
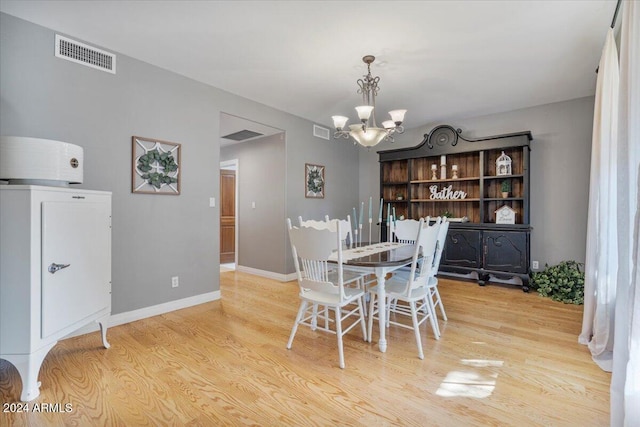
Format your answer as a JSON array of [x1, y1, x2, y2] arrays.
[[579, 27, 619, 371], [581, 1, 640, 426], [611, 1, 640, 426]]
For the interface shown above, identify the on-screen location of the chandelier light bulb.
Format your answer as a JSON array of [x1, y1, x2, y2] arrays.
[[389, 109, 407, 125], [355, 105, 374, 122], [332, 115, 349, 131]]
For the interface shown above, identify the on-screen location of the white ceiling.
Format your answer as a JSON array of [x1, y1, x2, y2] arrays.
[[0, 0, 618, 137]]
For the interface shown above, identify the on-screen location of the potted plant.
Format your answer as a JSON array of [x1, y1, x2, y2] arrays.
[[530, 261, 585, 304], [501, 180, 511, 198], [396, 191, 404, 200]]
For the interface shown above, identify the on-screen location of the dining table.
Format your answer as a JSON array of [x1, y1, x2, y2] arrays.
[[329, 241, 416, 353]]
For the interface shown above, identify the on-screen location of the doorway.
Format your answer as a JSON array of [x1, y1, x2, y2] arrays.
[[220, 159, 238, 271]]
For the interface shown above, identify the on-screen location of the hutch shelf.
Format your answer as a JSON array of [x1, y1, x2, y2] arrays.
[[378, 125, 533, 290]]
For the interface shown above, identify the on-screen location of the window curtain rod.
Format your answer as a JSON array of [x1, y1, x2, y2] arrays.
[[611, 0, 622, 28], [596, 0, 623, 74]]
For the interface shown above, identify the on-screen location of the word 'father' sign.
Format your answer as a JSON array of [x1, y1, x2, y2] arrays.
[[429, 185, 467, 200]]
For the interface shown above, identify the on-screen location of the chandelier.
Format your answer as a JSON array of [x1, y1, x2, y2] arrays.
[[332, 55, 406, 147]]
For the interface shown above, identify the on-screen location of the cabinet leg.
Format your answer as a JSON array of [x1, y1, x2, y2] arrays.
[[1, 341, 57, 401], [522, 277, 531, 293], [98, 317, 110, 349], [477, 273, 489, 286]]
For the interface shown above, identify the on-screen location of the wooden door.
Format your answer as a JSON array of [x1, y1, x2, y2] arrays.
[[220, 169, 236, 264]]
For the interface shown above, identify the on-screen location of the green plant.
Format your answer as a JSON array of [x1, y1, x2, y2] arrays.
[[531, 261, 585, 304], [137, 149, 178, 189], [441, 210, 453, 218], [501, 180, 511, 193], [307, 168, 323, 193]]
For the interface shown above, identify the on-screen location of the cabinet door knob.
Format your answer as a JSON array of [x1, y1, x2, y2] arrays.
[[48, 263, 70, 274]]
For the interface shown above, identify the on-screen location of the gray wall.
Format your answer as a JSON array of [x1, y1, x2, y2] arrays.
[[0, 13, 360, 313], [359, 97, 594, 267], [285, 134, 360, 274]]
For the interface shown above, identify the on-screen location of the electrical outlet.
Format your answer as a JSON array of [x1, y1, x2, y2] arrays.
[[171, 276, 179, 288], [532, 261, 539, 270]]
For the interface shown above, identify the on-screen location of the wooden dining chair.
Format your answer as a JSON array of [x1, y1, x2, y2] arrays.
[[286, 219, 368, 369], [367, 218, 440, 359]]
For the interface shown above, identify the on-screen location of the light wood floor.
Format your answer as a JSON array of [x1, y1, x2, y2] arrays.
[[1, 272, 610, 426]]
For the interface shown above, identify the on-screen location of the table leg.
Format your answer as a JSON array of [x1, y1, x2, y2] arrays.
[[376, 269, 387, 353]]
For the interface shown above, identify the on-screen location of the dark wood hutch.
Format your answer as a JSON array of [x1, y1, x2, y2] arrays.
[[378, 125, 533, 290]]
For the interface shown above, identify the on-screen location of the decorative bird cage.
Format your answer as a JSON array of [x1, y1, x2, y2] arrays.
[[496, 151, 512, 176]]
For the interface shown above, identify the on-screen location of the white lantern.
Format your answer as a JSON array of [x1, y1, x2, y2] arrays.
[[496, 151, 512, 176]]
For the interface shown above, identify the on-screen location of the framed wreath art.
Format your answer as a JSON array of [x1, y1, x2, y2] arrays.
[[132, 136, 181, 195], [305, 163, 325, 198]]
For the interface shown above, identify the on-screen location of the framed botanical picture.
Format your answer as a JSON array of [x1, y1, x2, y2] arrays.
[[305, 163, 325, 198], [132, 136, 181, 195]]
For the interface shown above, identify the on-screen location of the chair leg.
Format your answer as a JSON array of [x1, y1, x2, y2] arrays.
[[324, 305, 330, 329], [425, 294, 441, 340], [311, 303, 318, 330], [410, 301, 424, 360], [287, 301, 307, 349], [433, 287, 448, 321], [335, 307, 345, 369], [357, 296, 368, 341]]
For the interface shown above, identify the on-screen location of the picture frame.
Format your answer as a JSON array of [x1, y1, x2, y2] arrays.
[[305, 163, 325, 198], [132, 136, 181, 195]]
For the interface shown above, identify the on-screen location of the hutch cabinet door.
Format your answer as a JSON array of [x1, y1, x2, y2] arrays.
[[483, 231, 528, 274], [442, 229, 482, 269]]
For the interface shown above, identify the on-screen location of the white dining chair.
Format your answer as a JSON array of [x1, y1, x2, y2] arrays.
[[286, 219, 368, 369], [392, 218, 421, 243], [324, 214, 354, 249], [367, 218, 440, 359], [289, 218, 365, 330], [298, 216, 329, 230], [427, 217, 450, 331], [389, 217, 444, 336]]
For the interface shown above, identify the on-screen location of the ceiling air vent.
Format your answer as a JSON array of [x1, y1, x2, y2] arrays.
[[313, 124, 330, 140], [222, 130, 264, 141], [55, 34, 116, 74]]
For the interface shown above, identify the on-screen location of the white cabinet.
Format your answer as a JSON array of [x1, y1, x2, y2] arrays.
[[0, 186, 112, 401]]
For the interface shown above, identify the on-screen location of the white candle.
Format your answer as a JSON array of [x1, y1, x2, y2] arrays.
[[452, 164, 458, 171], [359, 202, 364, 226], [431, 164, 437, 170], [378, 198, 383, 220], [440, 155, 446, 165], [368, 197, 372, 221]]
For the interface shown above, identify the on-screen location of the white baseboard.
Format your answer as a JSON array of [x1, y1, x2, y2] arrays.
[[236, 265, 296, 282], [64, 290, 221, 340]]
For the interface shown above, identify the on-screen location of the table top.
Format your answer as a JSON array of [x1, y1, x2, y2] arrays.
[[337, 242, 416, 267]]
